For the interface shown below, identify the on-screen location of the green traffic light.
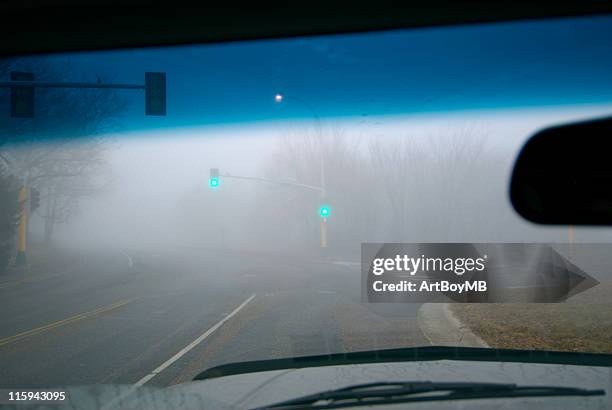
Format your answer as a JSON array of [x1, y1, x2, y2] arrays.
[[319, 206, 330, 218], [210, 178, 219, 188]]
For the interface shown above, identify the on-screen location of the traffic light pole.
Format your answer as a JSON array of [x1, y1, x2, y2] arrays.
[[15, 186, 28, 266], [320, 217, 328, 249]]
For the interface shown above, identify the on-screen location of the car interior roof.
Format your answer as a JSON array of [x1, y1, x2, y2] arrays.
[[2, 2, 612, 56]]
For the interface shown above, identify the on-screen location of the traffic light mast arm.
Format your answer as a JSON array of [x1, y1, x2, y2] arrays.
[[0, 81, 144, 89], [4, 71, 165, 117], [220, 173, 324, 194]]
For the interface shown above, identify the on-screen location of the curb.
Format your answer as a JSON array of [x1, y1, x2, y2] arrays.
[[417, 303, 489, 347]]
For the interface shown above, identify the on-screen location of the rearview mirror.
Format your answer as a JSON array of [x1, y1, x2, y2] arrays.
[[510, 116, 612, 225]]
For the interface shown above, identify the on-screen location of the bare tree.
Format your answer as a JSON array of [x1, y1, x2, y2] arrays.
[[369, 136, 424, 240], [369, 129, 516, 242], [0, 169, 19, 272], [251, 126, 384, 257], [0, 57, 126, 243]]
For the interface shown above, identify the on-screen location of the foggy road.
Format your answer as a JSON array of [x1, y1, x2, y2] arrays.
[[0, 248, 428, 388]]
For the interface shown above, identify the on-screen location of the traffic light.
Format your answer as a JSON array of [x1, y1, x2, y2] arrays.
[[319, 205, 330, 219], [209, 168, 220, 188], [145, 72, 166, 116], [30, 188, 40, 212], [10, 71, 34, 118]]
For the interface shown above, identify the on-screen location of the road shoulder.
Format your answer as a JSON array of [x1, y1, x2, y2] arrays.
[[417, 303, 489, 347]]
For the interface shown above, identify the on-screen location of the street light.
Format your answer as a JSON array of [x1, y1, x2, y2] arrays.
[[273, 93, 324, 194], [275, 92, 328, 251]]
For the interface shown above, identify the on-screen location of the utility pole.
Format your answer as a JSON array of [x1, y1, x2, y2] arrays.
[[274, 93, 327, 251]]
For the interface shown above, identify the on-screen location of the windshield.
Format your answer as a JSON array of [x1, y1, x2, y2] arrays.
[[1, 14, 612, 392]]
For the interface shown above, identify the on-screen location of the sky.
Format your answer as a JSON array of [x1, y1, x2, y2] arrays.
[[13, 13, 612, 136]]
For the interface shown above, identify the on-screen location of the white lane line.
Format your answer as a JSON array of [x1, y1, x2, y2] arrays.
[[134, 293, 256, 387], [120, 251, 134, 268]]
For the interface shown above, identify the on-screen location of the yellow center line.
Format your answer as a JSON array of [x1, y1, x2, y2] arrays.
[[0, 299, 132, 348]]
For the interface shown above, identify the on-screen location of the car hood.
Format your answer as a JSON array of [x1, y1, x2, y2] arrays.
[[176, 359, 611, 409], [29, 359, 611, 409]]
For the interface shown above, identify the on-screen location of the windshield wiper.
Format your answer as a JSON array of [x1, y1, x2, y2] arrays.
[[194, 346, 612, 381], [255, 381, 605, 409]]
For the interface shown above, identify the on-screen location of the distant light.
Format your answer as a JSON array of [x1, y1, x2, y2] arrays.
[[210, 178, 220, 188], [274, 94, 283, 103], [319, 206, 330, 218]]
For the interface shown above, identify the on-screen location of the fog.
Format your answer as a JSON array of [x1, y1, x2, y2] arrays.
[[3, 17, 612, 389], [16, 105, 609, 260], [2, 15, 612, 264]]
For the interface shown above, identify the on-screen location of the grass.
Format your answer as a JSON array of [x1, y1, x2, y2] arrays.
[[451, 281, 612, 353]]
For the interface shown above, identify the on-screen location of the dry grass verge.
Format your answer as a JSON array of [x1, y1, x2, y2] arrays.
[[451, 281, 612, 353]]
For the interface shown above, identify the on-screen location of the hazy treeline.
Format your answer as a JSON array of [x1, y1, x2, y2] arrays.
[[175, 124, 596, 260], [0, 57, 124, 270], [2, 58, 609, 264]]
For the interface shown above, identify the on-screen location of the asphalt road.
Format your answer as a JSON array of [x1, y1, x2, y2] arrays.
[[0, 248, 428, 388]]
